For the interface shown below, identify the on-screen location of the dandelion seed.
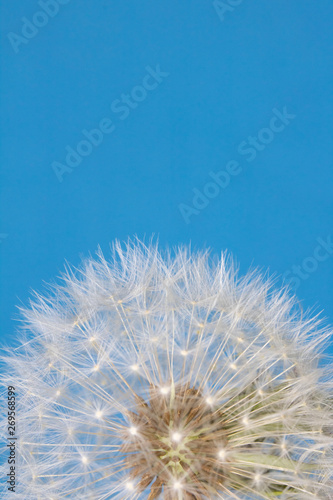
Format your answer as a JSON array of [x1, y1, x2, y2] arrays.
[[171, 432, 182, 443], [173, 481, 182, 490], [254, 473, 262, 485], [242, 415, 250, 427], [218, 448, 228, 461], [125, 481, 135, 491], [0, 239, 332, 499], [206, 395, 214, 406]]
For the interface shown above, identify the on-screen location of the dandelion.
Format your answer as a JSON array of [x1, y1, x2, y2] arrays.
[[1, 239, 333, 499]]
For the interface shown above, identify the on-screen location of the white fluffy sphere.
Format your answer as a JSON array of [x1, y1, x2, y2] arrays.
[[1, 240, 332, 499]]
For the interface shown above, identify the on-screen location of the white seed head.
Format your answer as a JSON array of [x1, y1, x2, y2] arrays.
[[0, 239, 332, 499]]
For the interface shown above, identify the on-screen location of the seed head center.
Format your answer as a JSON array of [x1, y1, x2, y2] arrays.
[[122, 383, 227, 499]]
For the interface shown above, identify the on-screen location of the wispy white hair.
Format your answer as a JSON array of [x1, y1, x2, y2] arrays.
[[0, 239, 332, 499]]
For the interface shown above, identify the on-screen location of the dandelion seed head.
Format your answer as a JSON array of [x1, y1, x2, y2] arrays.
[[1, 239, 332, 499]]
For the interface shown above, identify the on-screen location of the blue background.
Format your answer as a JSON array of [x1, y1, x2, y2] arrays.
[[1, 1, 332, 351]]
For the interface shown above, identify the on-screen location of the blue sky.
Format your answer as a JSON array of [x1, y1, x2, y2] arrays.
[[1, 1, 333, 350]]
